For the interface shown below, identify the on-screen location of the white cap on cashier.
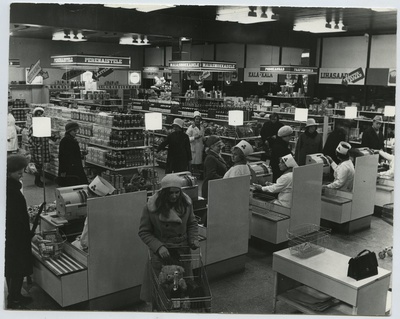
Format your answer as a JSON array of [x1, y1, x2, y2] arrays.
[[234, 140, 254, 156], [281, 154, 298, 168], [193, 111, 202, 118], [336, 141, 352, 155], [277, 125, 293, 137]]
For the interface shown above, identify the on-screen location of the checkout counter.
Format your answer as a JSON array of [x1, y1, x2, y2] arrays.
[[33, 184, 148, 309], [317, 150, 379, 233], [249, 163, 323, 244]]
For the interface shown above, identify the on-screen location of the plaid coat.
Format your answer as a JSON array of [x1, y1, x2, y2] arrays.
[[28, 126, 51, 164]]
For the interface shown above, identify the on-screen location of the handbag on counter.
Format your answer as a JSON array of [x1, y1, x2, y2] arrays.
[[347, 249, 378, 281]]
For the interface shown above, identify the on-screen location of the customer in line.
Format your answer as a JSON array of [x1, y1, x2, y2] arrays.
[[253, 153, 298, 208], [7, 101, 22, 154], [58, 121, 88, 186], [138, 174, 199, 303], [157, 118, 192, 174], [270, 125, 293, 182], [223, 140, 256, 182], [201, 135, 228, 199], [5, 155, 42, 309], [186, 111, 204, 176], [28, 107, 51, 187], [260, 112, 283, 161], [324, 141, 355, 192], [323, 121, 348, 164], [295, 118, 323, 166], [361, 115, 384, 150]]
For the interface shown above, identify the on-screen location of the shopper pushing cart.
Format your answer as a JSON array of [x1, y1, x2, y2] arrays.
[[138, 174, 211, 312]]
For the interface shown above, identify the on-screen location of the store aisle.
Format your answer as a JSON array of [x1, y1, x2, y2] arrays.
[[6, 169, 393, 314]]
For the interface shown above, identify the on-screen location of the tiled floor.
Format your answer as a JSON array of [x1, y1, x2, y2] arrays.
[[3, 169, 395, 316]]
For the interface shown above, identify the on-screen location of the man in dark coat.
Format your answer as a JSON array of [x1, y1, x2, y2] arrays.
[[157, 118, 192, 173], [260, 113, 283, 160], [361, 115, 384, 150], [323, 122, 348, 164], [6, 155, 41, 309], [58, 122, 88, 186], [270, 126, 293, 182]]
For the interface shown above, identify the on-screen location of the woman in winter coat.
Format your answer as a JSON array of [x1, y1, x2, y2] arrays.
[[7, 101, 22, 154], [5, 155, 42, 309], [58, 121, 88, 186], [201, 135, 228, 199], [138, 174, 199, 303], [324, 142, 355, 192], [253, 153, 298, 208], [295, 118, 323, 166], [157, 118, 192, 174], [186, 111, 205, 175]]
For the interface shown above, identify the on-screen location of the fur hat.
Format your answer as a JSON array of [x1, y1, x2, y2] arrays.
[[65, 121, 80, 133], [336, 141, 352, 155], [281, 154, 298, 168], [33, 107, 44, 116], [7, 154, 29, 173], [193, 111, 202, 118], [205, 135, 222, 147], [161, 174, 182, 189], [278, 125, 293, 137], [172, 118, 184, 128], [234, 140, 254, 156], [305, 118, 317, 128], [373, 115, 383, 123]]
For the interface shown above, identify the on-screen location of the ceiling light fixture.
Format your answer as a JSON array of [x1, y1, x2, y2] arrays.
[[294, 17, 347, 33], [143, 36, 149, 44], [334, 23, 339, 30], [260, 7, 268, 18], [248, 6, 257, 17], [325, 22, 331, 29]]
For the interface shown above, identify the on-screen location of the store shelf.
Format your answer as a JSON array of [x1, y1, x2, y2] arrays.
[[88, 142, 149, 151], [86, 161, 155, 171], [267, 95, 311, 99], [111, 126, 146, 131], [219, 135, 261, 140], [11, 107, 31, 110]]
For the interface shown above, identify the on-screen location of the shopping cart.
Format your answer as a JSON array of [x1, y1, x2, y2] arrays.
[[149, 247, 212, 312]]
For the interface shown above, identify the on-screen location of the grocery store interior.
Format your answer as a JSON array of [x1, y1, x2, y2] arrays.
[[3, 2, 399, 318]]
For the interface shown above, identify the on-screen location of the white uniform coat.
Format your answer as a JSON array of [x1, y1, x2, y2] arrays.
[[223, 164, 251, 179], [7, 113, 19, 152], [326, 159, 355, 191], [186, 124, 204, 164], [379, 150, 395, 178], [261, 171, 293, 208]]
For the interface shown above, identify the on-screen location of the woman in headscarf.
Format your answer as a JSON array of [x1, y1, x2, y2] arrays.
[[295, 118, 323, 166], [186, 111, 204, 176], [223, 140, 256, 183]]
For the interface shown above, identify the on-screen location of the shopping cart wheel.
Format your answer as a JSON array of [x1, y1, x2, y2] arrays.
[[379, 251, 386, 259]]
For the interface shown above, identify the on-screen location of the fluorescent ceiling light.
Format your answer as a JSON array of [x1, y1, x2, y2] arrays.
[[370, 8, 397, 12], [104, 4, 175, 12], [294, 18, 347, 33], [216, 6, 278, 24]]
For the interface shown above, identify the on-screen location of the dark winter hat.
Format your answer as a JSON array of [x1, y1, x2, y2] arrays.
[[65, 121, 80, 133], [205, 135, 222, 147], [7, 154, 29, 173]]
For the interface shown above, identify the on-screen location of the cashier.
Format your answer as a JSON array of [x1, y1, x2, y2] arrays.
[[253, 153, 298, 208], [378, 143, 395, 178], [324, 141, 355, 192], [223, 140, 256, 182]]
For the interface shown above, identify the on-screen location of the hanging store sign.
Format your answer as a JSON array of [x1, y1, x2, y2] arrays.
[[259, 65, 318, 75], [243, 68, 278, 82], [51, 55, 131, 69], [169, 60, 236, 72], [27, 59, 42, 84], [319, 67, 365, 85], [92, 68, 114, 81], [143, 66, 163, 79]]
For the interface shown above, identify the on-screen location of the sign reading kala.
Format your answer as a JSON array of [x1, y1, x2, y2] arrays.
[[51, 55, 131, 68], [244, 68, 278, 82], [319, 67, 366, 85], [169, 61, 236, 72]]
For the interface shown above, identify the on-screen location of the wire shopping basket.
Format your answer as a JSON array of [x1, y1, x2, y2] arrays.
[[149, 247, 212, 312], [287, 224, 331, 259], [38, 229, 67, 260]]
